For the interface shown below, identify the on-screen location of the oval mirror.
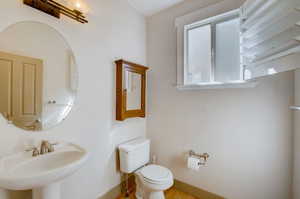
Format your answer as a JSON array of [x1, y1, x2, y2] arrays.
[[0, 21, 78, 131]]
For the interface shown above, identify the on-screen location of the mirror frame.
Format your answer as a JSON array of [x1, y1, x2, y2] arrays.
[[115, 59, 148, 121]]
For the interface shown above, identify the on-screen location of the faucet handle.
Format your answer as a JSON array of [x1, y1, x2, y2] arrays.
[[48, 142, 59, 152], [25, 147, 39, 157]]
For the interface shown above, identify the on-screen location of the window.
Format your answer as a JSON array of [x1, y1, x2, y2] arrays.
[[183, 10, 241, 85], [186, 24, 212, 84], [177, 0, 298, 89]]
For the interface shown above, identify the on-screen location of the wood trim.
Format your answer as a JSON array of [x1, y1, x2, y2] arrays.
[[115, 60, 149, 121], [174, 179, 225, 199], [121, 60, 149, 71], [116, 60, 123, 121]]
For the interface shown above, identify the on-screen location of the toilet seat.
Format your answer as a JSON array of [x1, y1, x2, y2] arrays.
[[135, 164, 174, 199], [140, 165, 172, 184]]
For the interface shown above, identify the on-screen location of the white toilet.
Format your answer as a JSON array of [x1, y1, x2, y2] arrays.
[[119, 138, 173, 199]]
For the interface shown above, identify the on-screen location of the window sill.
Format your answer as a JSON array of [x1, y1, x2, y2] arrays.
[[176, 81, 258, 90]]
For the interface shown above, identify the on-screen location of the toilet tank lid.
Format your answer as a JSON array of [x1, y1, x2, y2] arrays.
[[118, 138, 150, 153]]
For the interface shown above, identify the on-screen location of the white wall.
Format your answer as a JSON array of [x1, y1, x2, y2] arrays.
[[0, 0, 146, 198], [146, 1, 294, 199], [293, 69, 300, 199]]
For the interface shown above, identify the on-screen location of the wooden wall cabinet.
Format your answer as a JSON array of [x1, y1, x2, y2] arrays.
[[115, 60, 149, 121]]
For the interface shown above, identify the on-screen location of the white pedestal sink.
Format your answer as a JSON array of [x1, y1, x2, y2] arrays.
[[0, 142, 89, 199]]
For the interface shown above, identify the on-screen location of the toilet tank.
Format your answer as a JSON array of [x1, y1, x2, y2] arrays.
[[118, 138, 150, 173]]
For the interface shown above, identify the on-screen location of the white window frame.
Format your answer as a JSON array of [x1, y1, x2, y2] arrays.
[[184, 10, 241, 85], [175, 4, 258, 90]]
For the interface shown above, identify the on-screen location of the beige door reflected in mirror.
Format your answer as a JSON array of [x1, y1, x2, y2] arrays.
[[0, 52, 43, 130], [0, 21, 78, 131]]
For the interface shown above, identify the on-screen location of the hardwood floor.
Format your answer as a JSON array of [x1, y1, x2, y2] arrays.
[[165, 188, 199, 199], [117, 188, 199, 199]]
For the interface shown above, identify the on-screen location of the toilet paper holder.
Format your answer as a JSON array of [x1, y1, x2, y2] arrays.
[[189, 150, 210, 164]]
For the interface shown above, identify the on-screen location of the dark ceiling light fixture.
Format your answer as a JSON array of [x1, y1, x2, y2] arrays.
[[23, 0, 88, 24]]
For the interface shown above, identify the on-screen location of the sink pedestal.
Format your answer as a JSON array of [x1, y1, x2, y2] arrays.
[[32, 182, 60, 199]]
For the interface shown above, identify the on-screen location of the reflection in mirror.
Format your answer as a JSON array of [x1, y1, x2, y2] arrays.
[[0, 21, 78, 131], [125, 71, 142, 110]]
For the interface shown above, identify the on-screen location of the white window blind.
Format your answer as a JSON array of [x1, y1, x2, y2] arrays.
[[241, 0, 300, 79]]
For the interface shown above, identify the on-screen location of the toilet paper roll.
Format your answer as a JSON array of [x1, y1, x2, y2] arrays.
[[187, 157, 201, 171]]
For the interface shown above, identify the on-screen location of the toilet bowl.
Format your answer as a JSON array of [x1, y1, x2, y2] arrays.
[[135, 165, 173, 199]]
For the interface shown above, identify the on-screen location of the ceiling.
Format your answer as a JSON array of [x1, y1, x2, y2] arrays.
[[128, 0, 184, 16]]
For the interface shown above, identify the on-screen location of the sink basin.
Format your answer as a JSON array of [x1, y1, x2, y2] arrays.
[[0, 142, 89, 199]]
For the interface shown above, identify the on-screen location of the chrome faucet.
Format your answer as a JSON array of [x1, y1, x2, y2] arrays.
[[40, 140, 49, 155], [26, 140, 57, 157]]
